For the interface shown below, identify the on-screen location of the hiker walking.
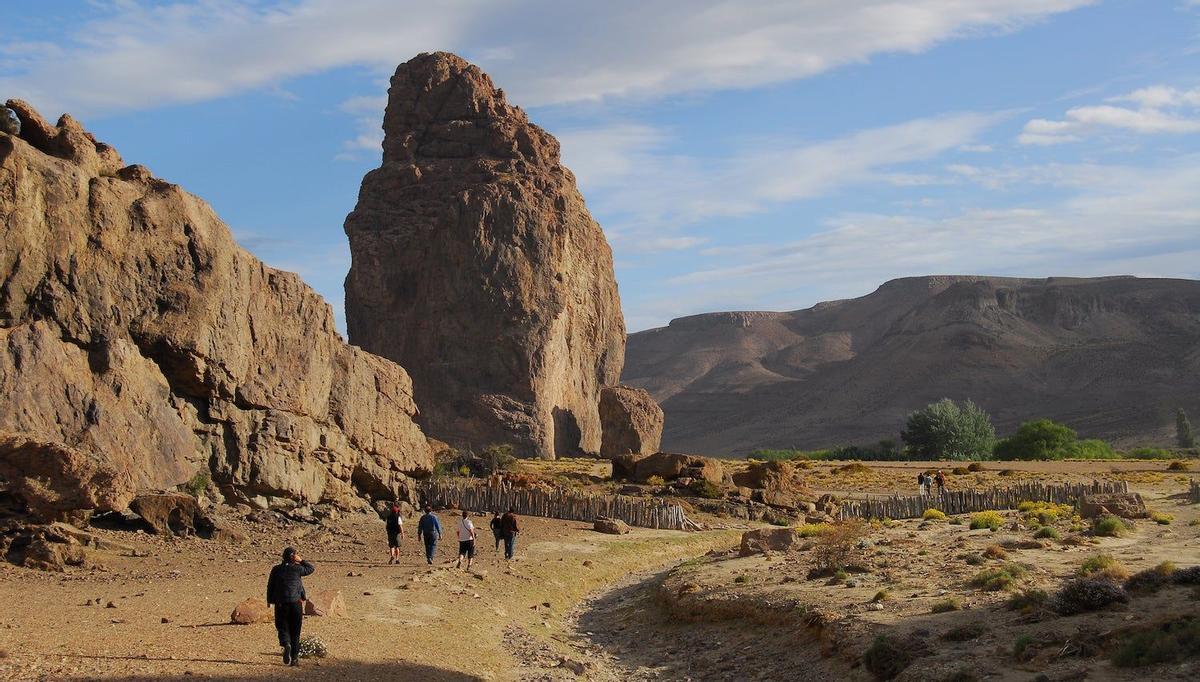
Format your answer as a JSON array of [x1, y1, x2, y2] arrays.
[[916, 472, 927, 496], [266, 546, 315, 667], [489, 511, 503, 551], [385, 503, 406, 564], [935, 470, 947, 495], [417, 505, 441, 565], [499, 508, 520, 561], [455, 510, 477, 571]]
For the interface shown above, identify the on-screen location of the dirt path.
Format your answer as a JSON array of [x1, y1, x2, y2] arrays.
[[0, 513, 740, 681]]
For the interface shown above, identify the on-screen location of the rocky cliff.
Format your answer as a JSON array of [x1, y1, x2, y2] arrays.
[[624, 276, 1200, 455], [344, 52, 625, 459], [0, 101, 432, 519]]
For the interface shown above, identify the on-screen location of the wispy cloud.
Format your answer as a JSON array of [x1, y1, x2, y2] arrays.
[[0, 0, 1093, 117], [1020, 84, 1200, 145]]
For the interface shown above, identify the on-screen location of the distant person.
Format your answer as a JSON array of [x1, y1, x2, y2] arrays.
[[499, 508, 520, 561], [266, 546, 315, 667], [490, 511, 503, 551], [916, 472, 927, 496], [935, 470, 947, 495], [455, 510, 477, 570], [386, 503, 406, 564], [417, 505, 442, 565]]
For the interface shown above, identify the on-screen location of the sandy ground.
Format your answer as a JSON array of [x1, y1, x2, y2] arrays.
[[0, 513, 739, 681], [1, 460, 1195, 681]]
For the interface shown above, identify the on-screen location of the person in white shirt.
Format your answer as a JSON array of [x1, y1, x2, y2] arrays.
[[455, 510, 477, 571]]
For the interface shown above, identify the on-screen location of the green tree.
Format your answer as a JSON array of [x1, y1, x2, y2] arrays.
[[1177, 408, 1196, 448], [993, 419, 1078, 460], [901, 399, 995, 460]]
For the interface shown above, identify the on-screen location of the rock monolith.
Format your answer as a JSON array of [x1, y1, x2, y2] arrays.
[[343, 52, 625, 459]]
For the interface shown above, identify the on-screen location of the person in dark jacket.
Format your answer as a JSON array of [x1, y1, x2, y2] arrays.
[[266, 546, 315, 666], [499, 508, 520, 561], [386, 504, 406, 564], [489, 511, 503, 550], [416, 506, 441, 565]]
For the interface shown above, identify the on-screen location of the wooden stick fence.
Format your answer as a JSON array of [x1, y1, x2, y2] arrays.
[[837, 479, 1129, 520], [421, 479, 701, 531]]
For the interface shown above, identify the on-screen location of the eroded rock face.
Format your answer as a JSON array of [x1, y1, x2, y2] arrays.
[[344, 52, 625, 459], [599, 385, 664, 458], [611, 452, 726, 485], [0, 101, 433, 518]]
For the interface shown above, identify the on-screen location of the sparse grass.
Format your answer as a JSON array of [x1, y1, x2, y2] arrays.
[[970, 562, 1028, 591], [645, 475, 665, 486], [863, 635, 916, 680], [688, 479, 724, 499], [931, 597, 962, 613], [963, 553, 985, 565], [813, 519, 868, 572], [999, 469, 1015, 477], [1190, 518, 1200, 527], [734, 574, 749, 584], [871, 589, 890, 603], [970, 511, 1005, 531], [1166, 460, 1190, 471], [1093, 514, 1129, 537], [1006, 589, 1048, 613], [1124, 561, 1177, 593], [1111, 617, 1200, 667], [832, 462, 871, 476], [951, 466, 969, 475], [967, 462, 985, 472], [948, 517, 963, 525], [922, 508, 947, 522], [941, 622, 987, 642], [983, 544, 1008, 560], [1034, 526, 1060, 540], [1012, 634, 1035, 660], [1078, 554, 1131, 581], [1150, 510, 1174, 525], [181, 470, 210, 498]]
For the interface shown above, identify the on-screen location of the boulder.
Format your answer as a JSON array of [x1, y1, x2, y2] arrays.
[[733, 461, 794, 490], [130, 493, 199, 536], [739, 528, 801, 557], [343, 53, 625, 459], [1078, 493, 1147, 519], [304, 590, 347, 618], [613, 452, 725, 485], [593, 517, 631, 535], [230, 597, 272, 624], [599, 386, 664, 458], [0, 100, 434, 517]]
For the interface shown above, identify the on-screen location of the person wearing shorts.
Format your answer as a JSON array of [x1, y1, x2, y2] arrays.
[[455, 510, 476, 571], [385, 504, 405, 564]]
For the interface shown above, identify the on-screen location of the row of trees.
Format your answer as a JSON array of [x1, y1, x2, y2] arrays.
[[898, 399, 1196, 461]]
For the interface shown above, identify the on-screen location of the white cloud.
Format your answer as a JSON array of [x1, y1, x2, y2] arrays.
[[1, 0, 1092, 117], [662, 158, 1200, 303], [565, 112, 1002, 239], [1019, 84, 1200, 145]]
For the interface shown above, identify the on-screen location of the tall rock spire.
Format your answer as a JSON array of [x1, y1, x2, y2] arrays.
[[344, 52, 626, 459]]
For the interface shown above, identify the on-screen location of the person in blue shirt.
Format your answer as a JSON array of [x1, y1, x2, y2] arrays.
[[416, 505, 442, 565]]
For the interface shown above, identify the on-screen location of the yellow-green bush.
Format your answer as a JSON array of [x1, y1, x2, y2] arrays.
[[1078, 554, 1130, 581], [970, 562, 1028, 591], [1093, 515, 1129, 537], [1150, 510, 1174, 525], [970, 511, 1005, 531], [922, 508, 947, 522], [797, 523, 831, 537]]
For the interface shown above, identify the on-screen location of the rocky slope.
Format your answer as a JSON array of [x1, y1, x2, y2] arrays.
[[0, 101, 432, 519], [623, 276, 1200, 456], [344, 52, 625, 459]]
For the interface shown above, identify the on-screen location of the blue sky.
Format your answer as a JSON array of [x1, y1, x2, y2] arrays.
[[3, 1, 1199, 332]]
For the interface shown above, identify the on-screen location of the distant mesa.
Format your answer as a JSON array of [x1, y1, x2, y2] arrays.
[[344, 52, 626, 459], [0, 99, 433, 521], [623, 275, 1200, 456]]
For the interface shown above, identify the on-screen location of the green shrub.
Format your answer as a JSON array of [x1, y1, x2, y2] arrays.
[[1150, 511, 1174, 525], [181, 470, 210, 498], [993, 419, 1077, 460], [1125, 447, 1177, 460], [1078, 554, 1130, 581], [922, 508, 947, 522], [1051, 577, 1129, 615], [1012, 634, 1035, 660], [734, 574, 749, 584], [1006, 589, 1048, 612], [941, 622, 987, 642], [1093, 515, 1129, 537], [797, 523, 831, 537], [1111, 617, 1200, 667], [863, 635, 916, 680], [688, 479, 724, 499], [970, 562, 1028, 591], [970, 511, 1004, 531], [871, 589, 890, 603], [645, 475, 665, 486], [931, 597, 961, 613], [963, 553, 985, 565], [1064, 438, 1119, 459], [1034, 526, 1060, 540], [902, 399, 995, 460]]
